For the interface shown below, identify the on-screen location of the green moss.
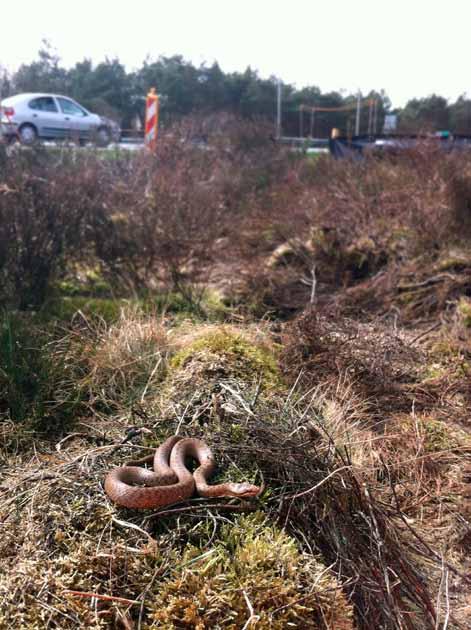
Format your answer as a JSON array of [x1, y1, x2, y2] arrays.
[[422, 418, 461, 453], [211, 460, 260, 489], [203, 289, 232, 320], [396, 414, 465, 453], [149, 514, 353, 629], [54, 267, 112, 298], [422, 362, 446, 380], [41, 296, 127, 324], [228, 422, 247, 442], [170, 329, 282, 389], [458, 297, 471, 328], [144, 288, 231, 322]]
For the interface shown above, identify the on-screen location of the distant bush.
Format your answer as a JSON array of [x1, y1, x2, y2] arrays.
[[0, 147, 106, 310], [0, 117, 291, 312], [233, 143, 471, 318]]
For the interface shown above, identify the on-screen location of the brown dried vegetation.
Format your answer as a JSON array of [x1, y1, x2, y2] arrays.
[[1, 131, 471, 628]]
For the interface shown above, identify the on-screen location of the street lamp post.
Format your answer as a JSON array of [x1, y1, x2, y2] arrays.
[[276, 80, 282, 139], [355, 91, 361, 136]]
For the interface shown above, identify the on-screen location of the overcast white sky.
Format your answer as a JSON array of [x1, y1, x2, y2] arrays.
[[1, 0, 469, 107]]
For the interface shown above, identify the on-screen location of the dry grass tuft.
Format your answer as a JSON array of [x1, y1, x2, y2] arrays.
[[280, 309, 425, 419], [81, 308, 169, 412]]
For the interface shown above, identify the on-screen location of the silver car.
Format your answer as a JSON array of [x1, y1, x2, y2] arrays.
[[0, 93, 119, 146]]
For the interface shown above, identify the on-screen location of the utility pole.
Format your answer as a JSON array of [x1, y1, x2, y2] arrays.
[[355, 91, 361, 136], [367, 99, 373, 136], [309, 107, 315, 138], [276, 80, 282, 139]]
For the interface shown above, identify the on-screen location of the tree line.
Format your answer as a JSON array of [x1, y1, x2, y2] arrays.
[[1, 42, 471, 137]]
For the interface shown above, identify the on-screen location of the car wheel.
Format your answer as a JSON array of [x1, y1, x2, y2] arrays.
[[95, 127, 111, 148], [18, 124, 38, 146]]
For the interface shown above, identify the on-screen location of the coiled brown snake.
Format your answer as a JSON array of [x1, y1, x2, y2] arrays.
[[105, 435, 261, 509]]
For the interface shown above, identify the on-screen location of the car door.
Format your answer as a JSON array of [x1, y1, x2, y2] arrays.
[[28, 96, 68, 139], [56, 97, 91, 141]]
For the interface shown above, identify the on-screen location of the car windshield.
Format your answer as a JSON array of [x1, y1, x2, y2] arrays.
[[29, 97, 58, 113], [57, 97, 87, 117]]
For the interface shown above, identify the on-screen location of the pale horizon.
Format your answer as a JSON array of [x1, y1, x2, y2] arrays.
[[1, 0, 470, 108]]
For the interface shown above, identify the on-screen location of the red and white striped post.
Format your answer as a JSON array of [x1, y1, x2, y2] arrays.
[[145, 87, 159, 151]]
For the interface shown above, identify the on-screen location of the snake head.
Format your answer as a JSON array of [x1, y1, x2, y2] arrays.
[[226, 482, 261, 498]]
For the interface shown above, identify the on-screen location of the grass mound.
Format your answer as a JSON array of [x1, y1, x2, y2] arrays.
[[1, 313, 470, 628], [169, 325, 282, 389]]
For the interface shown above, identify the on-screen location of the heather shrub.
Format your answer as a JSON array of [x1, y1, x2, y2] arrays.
[[0, 147, 107, 310], [233, 143, 471, 318], [0, 117, 291, 312]]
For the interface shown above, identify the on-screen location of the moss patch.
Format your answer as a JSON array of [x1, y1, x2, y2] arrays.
[[145, 288, 230, 322], [421, 417, 461, 453], [458, 296, 471, 328], [149, 514, 353, 629], [54, 264, 113, 298], [41, 296, 127, 324], [170, 328, 282, 389], [391, 414, 465, 454]]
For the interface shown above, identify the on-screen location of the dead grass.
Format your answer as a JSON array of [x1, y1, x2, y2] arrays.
[[81, 308, 170, 412], [1, 309, 471, 627], [2, 144, 471, 628]]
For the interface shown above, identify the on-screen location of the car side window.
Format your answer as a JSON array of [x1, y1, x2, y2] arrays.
[[29, 97, 58, 113], [57, 98, 87, 117]]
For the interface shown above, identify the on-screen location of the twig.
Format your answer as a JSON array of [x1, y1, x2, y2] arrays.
[[64, 590, 141, 606], [410, 322, 441, 345], [285, 465, 352, 500], [435, 556, 449, 630], [219, 383, 255, 417], [386, 465, 471, 585], [250, 377, 263, 410], [174, 391, 198, 434], [144, 501, 257, 521], [398, 273, 456, 291], [281, 369, 304, 412], [108, 427, 153, 457], [443, 565, 450, 630], [137, 563, 168, 630], [309, 264, 317, 305], [241, 590, 260, 629], [55, 432, 97, 452], [115, 609, 135, 630], [111, 517, 157, 547], [140, 357, 162, 402]]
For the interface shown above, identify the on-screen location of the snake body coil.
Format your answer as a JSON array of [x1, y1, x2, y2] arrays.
[[105, 436, 260, 509]]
